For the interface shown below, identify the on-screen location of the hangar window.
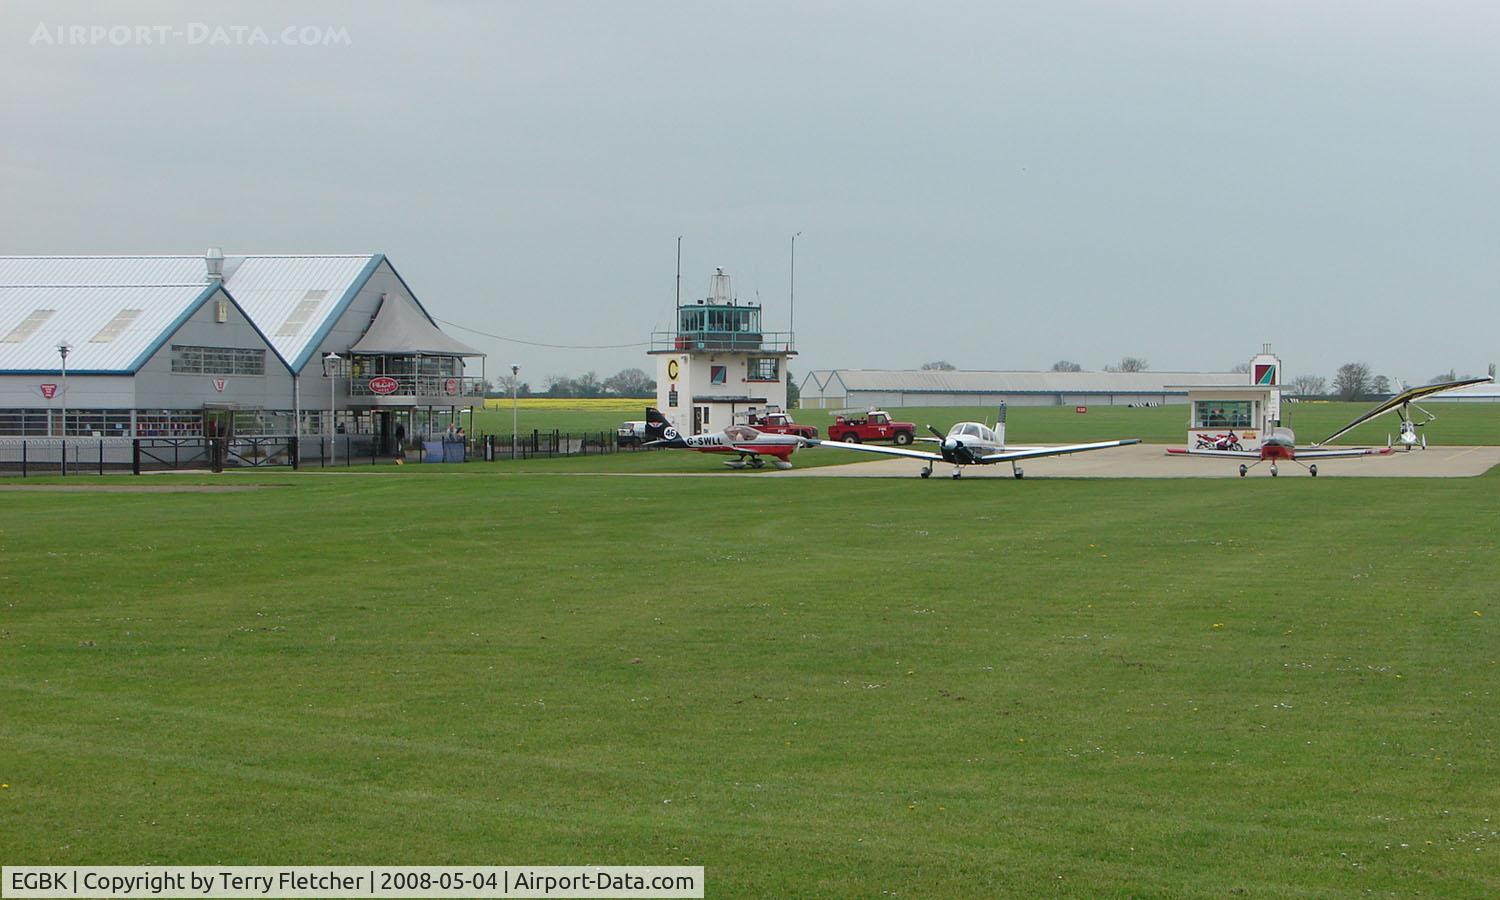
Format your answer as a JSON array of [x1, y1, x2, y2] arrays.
[[1194, 400, 1253, 428], [58, 409, 133, 437], [171, 345, 266, 376], [747, 357, 779, 381], [136, 410, 204, 436], [0, 408, 54, 435]]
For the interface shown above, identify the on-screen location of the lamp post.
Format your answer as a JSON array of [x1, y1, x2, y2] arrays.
[[58, 343, 71, 438], [324, 352, 341, 465], [510, 363, 520, 459], [790, 232, 801, 352]]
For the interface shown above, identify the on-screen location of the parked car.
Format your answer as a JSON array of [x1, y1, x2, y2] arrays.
[[616, 421, 647, 446]]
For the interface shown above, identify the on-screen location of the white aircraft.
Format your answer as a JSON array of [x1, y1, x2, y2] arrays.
[[1319, 376, 1491, 452], [808, 406, 1139, 479]]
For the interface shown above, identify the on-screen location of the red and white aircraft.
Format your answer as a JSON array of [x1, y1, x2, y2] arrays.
[[1169, 376, 1493, 476], [1168, 427, 1390, 477], [643, 407, 807, 469]]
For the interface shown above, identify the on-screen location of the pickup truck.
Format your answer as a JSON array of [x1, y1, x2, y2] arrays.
[[826, 410, 916, 445], [744, 411, 818, 440]]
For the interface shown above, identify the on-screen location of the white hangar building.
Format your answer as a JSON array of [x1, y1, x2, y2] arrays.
[[0, 250, 483, 451], [799, 368, 1247, 409]]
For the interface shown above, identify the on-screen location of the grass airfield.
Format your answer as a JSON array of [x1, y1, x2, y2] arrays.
[[3, 435, 1499, 896]]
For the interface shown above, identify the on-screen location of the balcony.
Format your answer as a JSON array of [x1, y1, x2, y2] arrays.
[[648, 331, 796, 354], [347, 374, 487, 404]]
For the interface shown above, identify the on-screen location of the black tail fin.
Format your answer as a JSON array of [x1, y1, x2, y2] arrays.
[[645, 407, 676, 443]]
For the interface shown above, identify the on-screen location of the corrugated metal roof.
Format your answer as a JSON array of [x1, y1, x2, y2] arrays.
[[0, 284, 211, 372], [802, 368, 1248, 395], [215, 255, 377, 367], [0, 253, 380, 374], [0, 255, 206, 287]]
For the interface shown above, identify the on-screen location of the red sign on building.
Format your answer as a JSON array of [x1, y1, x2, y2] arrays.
[[368, 376, 400, 395], [444, 377, 459, 396], [40, 383, 58, 399], [213, 377, 227, 392]]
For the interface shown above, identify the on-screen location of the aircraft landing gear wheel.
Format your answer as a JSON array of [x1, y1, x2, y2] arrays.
[[1013, 468, 1024, 480], [1309, 464, 1317, 477], [952, 470, 962, 479], [749, 458, 764, 469], [920, 466, 932, 479], [1270, 464, 1279, 477], [1238, 464, 1248, 477]]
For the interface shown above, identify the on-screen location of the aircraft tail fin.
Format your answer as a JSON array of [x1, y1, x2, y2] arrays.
[[995, 402, 1007, 447], [645, 407, 681, 444]]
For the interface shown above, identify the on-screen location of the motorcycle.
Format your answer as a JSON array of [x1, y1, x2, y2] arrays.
[[1195, 430, 1242, 451]]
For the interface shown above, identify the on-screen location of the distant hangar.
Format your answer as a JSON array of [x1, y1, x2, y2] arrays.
[[799, 369, 1247, 409]]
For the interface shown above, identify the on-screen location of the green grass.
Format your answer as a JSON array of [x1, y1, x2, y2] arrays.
[[470, 401, 1500, 448], [2, 468, 1498, 897]]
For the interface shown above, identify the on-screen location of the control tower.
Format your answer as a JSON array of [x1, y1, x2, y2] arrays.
[[649, 268, 795, 435]]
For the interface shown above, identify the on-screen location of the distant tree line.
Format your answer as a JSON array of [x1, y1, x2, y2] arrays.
[[1286, 363, 1489, 401], [484, 367, 657, 398]]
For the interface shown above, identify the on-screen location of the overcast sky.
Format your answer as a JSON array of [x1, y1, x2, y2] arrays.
[[4, 1, 1498, 386]]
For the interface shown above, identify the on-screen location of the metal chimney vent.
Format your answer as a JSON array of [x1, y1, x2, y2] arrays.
[[206, 247, 225, 282]]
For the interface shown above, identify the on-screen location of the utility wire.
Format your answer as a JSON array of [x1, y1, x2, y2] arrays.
[[434, 317, 651, 350]]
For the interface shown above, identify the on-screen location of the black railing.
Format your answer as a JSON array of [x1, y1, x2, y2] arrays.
[[483, 430, 661, 460], [0, 431, 662, 476]]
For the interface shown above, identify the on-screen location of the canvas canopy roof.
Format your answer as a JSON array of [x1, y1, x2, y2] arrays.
[[349, 292, 481, 357]]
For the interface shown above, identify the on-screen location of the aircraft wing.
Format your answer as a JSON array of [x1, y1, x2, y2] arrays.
[[1317, 376, 1492, 445], [1294, 446, 1393, 459], [1165, 447, 1261, 459], [806, 439, 945, 462], [976, 439, 1140, 463]]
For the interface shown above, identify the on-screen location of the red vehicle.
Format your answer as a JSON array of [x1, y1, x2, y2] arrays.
[[744, 410, 818, 440], [826, 410, 916, 445]]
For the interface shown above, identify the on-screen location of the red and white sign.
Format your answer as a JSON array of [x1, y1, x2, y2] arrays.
[[444, 377, 459, 396], [368, 376, 400, 395], [40, 383, 58, 399], [1075, 406, 1088, 414], [213, 377, 227, 392]]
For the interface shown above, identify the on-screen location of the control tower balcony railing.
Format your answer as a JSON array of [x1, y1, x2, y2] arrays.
[[649, 331, 796, 354]]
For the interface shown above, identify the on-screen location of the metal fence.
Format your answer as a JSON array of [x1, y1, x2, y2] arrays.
[[0, 431, 654, 476], [0, 435, 380, 476], [481, 430, 658, 460]]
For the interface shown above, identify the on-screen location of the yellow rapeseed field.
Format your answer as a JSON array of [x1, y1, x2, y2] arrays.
[[481, 397, 652, 412]]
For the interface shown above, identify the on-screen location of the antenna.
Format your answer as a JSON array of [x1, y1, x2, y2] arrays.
[[790, 232, 802, 352], [675, 236, 682, 309]]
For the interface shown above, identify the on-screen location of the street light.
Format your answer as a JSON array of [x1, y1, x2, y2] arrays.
[[324, 352, 341, 465], [58, 343, 71, 438], [510, 363, 520, 459]]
